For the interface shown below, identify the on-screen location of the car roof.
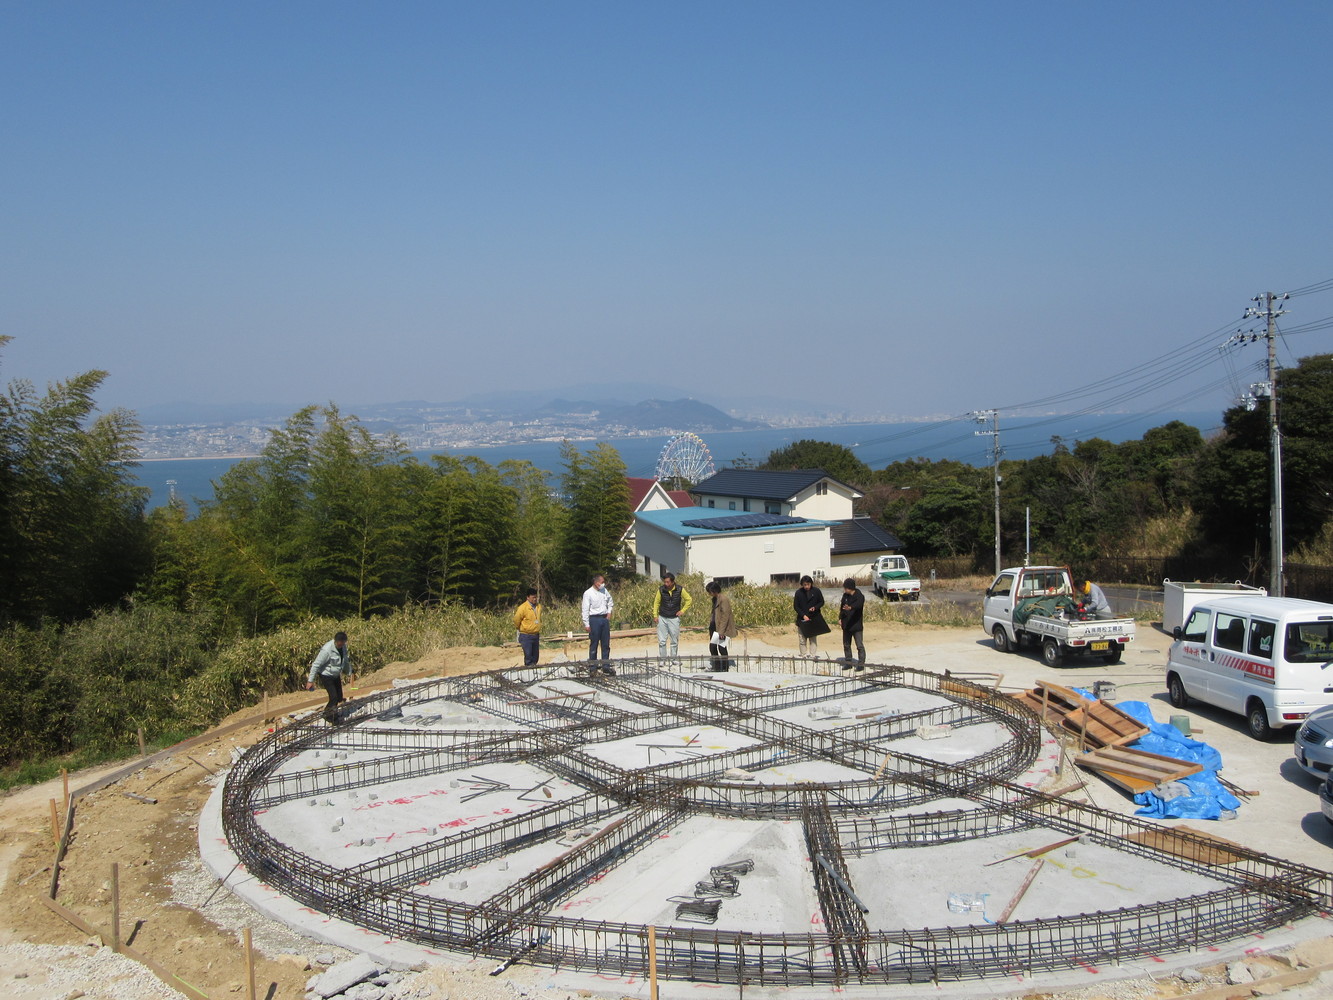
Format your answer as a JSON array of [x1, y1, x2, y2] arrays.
[[1195, 596, 1333, 618]]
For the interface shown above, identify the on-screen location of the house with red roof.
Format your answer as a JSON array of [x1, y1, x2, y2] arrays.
[[622, 477, 693, 576]]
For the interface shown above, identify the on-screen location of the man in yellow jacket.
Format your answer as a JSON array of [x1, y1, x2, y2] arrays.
[[514, 587, 542, 666]]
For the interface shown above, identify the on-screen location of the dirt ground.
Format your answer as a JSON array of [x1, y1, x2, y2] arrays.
[[2, 622, 1331, 1000]]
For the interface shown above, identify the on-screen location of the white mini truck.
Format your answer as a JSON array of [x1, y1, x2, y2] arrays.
[[983, 565, 1137, 667], [870, 554, 921, 601]]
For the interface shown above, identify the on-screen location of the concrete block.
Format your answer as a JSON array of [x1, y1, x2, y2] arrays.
[[1227, 961, 1254, 984], [310, 955, 381, 998], [1178, 967, 1203, 983], [916, 724, 953, 740]]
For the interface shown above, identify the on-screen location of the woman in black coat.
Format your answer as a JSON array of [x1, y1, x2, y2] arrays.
[[793, 575, 831, 658]]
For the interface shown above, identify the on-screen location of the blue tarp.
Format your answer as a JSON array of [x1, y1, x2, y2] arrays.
[[1113, 700, 1241, 820]]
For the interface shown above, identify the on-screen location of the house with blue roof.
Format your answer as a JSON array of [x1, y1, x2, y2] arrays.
[[632, 468, 902, 585]]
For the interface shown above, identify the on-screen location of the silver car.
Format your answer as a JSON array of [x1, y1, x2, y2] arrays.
[[1294, 704, 1333, 779]]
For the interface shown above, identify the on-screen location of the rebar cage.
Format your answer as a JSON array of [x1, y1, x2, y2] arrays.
[[221, 654, 1332, 986]]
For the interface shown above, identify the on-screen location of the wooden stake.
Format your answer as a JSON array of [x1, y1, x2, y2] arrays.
[[111, 862, 121, 952], [873, 751, 893, 781], [245, 927, 257, 1000], [137, 727, 147, 758], [49, 798, 60, 846], [648, 924, 658, 1000], [62, 768, 69, 809], [263, 692, 270, 722], [997, 858, 1045, 923]]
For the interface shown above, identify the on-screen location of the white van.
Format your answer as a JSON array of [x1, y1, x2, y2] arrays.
[[1165, 596, 1333, 739]]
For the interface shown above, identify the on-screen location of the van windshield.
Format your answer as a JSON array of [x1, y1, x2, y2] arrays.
[[1284, 621, 1333, 663]]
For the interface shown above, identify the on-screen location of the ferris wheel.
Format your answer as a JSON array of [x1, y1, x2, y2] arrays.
[[655, 432, 716, 487]]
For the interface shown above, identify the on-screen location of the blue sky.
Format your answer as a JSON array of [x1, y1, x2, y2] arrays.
[[3, 2, 1332, 421]]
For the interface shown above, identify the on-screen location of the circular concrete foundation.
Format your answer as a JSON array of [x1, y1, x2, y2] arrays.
[[215, 655, 1330, 988]]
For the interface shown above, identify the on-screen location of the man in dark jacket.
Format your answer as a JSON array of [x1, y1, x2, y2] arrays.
[[793, 575, 830, 658], [838, 578, 866, 671]]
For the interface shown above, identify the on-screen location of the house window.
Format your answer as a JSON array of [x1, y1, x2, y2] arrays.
[[707, 499, 715, 508], [765, 501, 781, 515], [815, 481, 828, 495], [742, 498, 750, 512], [728, 501, 736, 510]]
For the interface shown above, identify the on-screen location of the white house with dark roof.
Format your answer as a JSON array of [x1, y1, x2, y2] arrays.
[[632, 469, 902, 584]]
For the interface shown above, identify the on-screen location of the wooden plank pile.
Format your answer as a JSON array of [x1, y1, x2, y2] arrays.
[[1074, 745, 1203, 795], [1010, 680, 1208, 797], [1009, 680, 1149, 748]]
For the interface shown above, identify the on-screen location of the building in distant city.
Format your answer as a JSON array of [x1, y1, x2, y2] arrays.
[[632, 469, 901, 585]]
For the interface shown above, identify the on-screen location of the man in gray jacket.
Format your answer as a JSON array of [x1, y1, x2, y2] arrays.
[[306, 631, 351, 723]]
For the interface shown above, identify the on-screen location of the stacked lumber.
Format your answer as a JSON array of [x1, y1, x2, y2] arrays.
[[1074, 745, 1203, 795], [1009, 680, 1149, 749]]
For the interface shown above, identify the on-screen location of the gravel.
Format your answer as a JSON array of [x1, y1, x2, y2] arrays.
[[0, 942, 188, 999]]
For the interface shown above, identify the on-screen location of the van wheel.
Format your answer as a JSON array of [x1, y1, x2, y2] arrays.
[[1166, 673, 1188, 708], [1246, 700, 1275, 741], [909, 593, 919, 602], [992, 625, 1013, 654], [1041, 639, 1063, 668], [1102, 645, 1123, 665]]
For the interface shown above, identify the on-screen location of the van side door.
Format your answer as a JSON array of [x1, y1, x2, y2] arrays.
[[1171, 606, 1213, 702], [1208, 610, 1253, 712]]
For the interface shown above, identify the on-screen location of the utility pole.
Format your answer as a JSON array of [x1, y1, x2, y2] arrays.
[[1243, 292, 1289, 596], [972, 410, 1002, 575]]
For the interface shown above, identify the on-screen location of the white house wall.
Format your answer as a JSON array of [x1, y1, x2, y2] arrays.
[[633, 521, 691, 581], [790, 484, 857, 520], [635, 521, 835, 586]]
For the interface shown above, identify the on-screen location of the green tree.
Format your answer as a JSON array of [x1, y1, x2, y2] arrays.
[[557, 441, 631, 592], [500, 459, 565, 598], [0, 340, 149, 623], [1193, 354, 1333, 563], [761, 439, 871, 486]]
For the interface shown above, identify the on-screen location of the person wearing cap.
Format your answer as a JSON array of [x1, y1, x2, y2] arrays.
[[1081, 580, 1115, 619], [514, 587, 542, 666], [838, 578, 866, 671], [306, 630, 352, 724]]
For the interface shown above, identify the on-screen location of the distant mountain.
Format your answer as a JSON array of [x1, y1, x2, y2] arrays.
[[462, 381, 691, 411], [597, 398, 760, 431]]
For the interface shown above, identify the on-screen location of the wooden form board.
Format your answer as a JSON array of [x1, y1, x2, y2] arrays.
[[1124, 825, 1248, 866], [1074, 745, 1203, 795], [1061, 702, 1149, 748], [1008, 680, 1148, 749]]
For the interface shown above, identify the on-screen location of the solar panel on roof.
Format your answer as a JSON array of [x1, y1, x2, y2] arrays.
[[679, 513, 808, 531]]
